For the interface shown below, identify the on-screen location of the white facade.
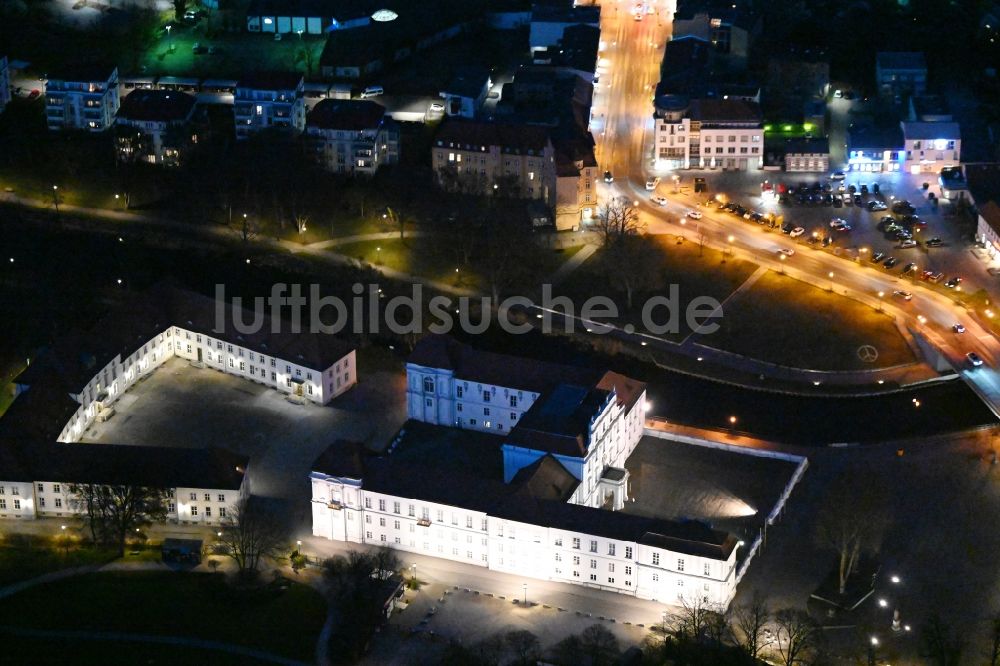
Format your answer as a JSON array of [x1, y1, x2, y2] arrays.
[[0, 480, 242, 526], [234, 76, 306, 140], [0, 56, 10, 116], [60, 325, 356, 443], [786, 152, 829, 173], [654, 118, 763, 170], [310, 474, 740, 608], [901, 122, 961, 174], [45, 67, 120, 132], [405, 359, 646, 510]]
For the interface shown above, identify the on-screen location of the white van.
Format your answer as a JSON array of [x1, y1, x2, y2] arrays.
[[360, 86, 384, 99]]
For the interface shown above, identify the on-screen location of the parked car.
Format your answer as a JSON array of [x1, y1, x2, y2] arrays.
[[892, 200, 916, 215], [871, 251, 886, 263], [686, 210, 702, 220], [829, 217, 848, 228], [900, 240, 918, 249], [853, 194, 863, 205], [833, 195, 843, 207], [868, 200, 888, 211], [360, 86, 384, 98], [967, 351, 984, 367], [789, 227, 805, 238], [902, 262, 917, 274], [603, 170, 614, 183], [27, 89, 40, 99], [831, 171, 846, 180], [920, 270, 935, 281], [893, 290, 913, 301], [929, 272, 944, 283], [872, 183, 880, 195], [884, 257, 899, 268], [860, 184, 869, 195], [645, 177, 660, 191], [944, 277, 963, 288]]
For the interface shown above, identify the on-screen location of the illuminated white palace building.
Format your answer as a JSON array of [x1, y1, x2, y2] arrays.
[[313, 336, 742, 608], [0, 285, 356, 525]]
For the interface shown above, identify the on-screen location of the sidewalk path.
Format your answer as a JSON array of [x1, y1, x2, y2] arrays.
[[305, 231, 429, 251], [549, 243, 598, 285]]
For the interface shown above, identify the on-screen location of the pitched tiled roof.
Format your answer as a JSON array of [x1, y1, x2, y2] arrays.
[[434, 119, 552, 154]]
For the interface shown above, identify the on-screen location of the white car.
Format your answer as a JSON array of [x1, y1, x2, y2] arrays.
[[789, 227, 805, 238], [777, 248, 795, 257], [831, 171, 846, 180], [953, 324, 966, 334], [686, 210, 702, 220], [967, 352, 984, 367], [892, 290, 913, 301], [645, 177, 660, 191], [429, 102, 444, 112], [650, 195, 668, 207]]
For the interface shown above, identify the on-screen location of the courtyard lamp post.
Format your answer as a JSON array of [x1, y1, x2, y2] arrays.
[[52, 185, 59, 214], [877, 291, 885, 313], [522, 582, 527, 605], [166, 24, 173, 52], [779, 253, 786, 274], [828, 271, 834, 291]]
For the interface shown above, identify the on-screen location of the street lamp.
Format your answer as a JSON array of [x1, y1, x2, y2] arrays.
[[522, 582, 528, 605], [779, 253, 786, 274], [52, 185, 59, 214], [165, 24, 173, 52], [828, 271, 834, 291]]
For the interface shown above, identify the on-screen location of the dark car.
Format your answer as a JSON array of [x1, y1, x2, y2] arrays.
[[884, 257, 899, 268], [902, 262, 917, 274], [833, 195, 843, 207], [603, 170, 614, 183], [872, 183, 881, 195], [892, 200, 916, 215], [871, 251, 886, 263], [823, 194, 833, 206], [860, 184, 869, 195], [694, 177, 706, 192], [848, 184, 857, 194], [944, 277, 963, 288], [853, 194, 863, 205], [925, 237, 943, 247]]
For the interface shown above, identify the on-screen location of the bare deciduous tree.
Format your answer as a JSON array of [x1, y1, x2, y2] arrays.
[[594, 196, 644, 249], [921, 614, 963, 666], [219, 497, 287, 579], [505, 629, 541, 665], [732, 592, 772, 660], [580, 623, 620, 665], [672, 594, 727, 643], [69, 484, 169, 557], [773, 608, 820, 666], [814, 468, 890, 594]]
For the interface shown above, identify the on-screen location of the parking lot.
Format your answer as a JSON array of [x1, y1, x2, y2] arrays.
[[673, 169, 988, 299]]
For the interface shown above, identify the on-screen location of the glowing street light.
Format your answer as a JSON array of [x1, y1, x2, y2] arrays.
[[522, 582, 528, 605], [891, 575, 901, 584]]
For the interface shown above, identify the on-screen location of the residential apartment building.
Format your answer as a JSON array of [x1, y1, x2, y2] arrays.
[[0, 56, 10, 116], [234, 72, 305, 140], [876, 52, 927, 99], [653, 98, 763, 170], [0, 443, 248, 526], [431, 119, 556, 203], [784, 137, 830, 173], [305, 99, 399, 175], [529, 4, 601, 53], [966, 164, 1000, 258], [44, 63, 120, 132], [554, 136, 599, 230], [901, 121, 961, 174], [672, 0, 761, 66], [115, 89, 198, 166]]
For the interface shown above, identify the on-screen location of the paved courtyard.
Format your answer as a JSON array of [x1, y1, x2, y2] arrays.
[[79, 357, 406, 507]]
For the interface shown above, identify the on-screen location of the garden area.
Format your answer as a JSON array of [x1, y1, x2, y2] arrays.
[[703, 270, 916, 371]]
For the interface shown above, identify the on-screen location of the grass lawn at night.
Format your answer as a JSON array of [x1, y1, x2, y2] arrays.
[[703, 271, 916, 371], [0, 544, 117, 588], [2, 571, 326, 662], [1, 635, 278, 666], [333, 238, 585, 292], [555, 235, 758, 342]]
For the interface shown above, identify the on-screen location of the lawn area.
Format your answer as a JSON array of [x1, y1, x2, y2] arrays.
[[0, 544, 117, 588], [332, 237, 586, 292], [2, 633, 277, 666], [555, 235, 759, 341], [3, 571, 327, 662], [703, 270, 916, 371]]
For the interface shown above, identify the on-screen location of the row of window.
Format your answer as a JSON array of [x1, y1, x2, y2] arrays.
[[365, 531, 490, 561], [704, 146, 759, 154]]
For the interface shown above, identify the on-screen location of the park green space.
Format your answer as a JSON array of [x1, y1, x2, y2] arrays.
[[2, 571, 326, 662], [556, 235, 758, 342], [703, 270, 916, 371]]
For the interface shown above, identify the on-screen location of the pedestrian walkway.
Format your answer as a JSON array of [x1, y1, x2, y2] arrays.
[[549, 243, 598, 285], [305, 230, 429, 251]]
